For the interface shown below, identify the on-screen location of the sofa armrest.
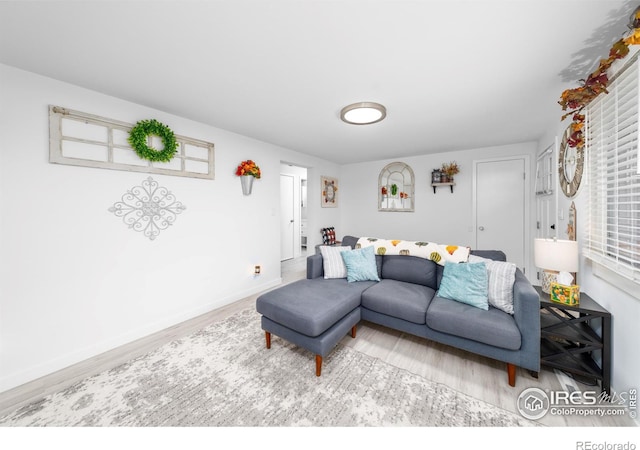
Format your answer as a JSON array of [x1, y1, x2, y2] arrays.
[[307, 253, 324, 279], [512, 269, 541, 371]]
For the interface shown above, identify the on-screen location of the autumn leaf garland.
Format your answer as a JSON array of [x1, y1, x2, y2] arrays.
[[558, 8, 640, 149]]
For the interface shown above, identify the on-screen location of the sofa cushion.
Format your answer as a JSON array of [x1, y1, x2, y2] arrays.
[[468, 254, 516, 314], [319, 245, 348, 279], [256, 278, 376, 337], [321, 227, 337, 245], [426, 296, 521, 350], [361, 279, 436, 324], [437, 262, 489, 310], [380, 255, 438, 289], [341, 246, 380, 282]]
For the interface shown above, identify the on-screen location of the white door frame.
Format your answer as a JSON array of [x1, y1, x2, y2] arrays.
[[472, 154, 532, 278]]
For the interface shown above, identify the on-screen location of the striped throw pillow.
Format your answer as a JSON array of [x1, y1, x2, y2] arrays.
[[319, 245, 348, 279], [468, 254, 516, 314]]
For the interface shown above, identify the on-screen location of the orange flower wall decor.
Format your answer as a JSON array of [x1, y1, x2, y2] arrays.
[[235, 160, 261, 178]]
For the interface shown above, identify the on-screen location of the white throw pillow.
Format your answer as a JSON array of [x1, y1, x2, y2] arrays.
[[468, 254, 516, 314], [319, 245, 349, 279]]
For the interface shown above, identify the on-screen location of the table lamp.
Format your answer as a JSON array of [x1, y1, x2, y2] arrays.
[[534, 238, 579, 294]]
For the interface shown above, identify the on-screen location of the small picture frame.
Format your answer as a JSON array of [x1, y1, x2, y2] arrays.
[[321, 176, 338, 208], [431, 169, 442, 184]]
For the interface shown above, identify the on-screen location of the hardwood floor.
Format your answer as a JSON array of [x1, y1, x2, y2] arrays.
[[1, 251, 636, 427]]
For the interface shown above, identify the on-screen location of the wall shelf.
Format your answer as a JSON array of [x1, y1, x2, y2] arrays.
[[431, 182, 455, 193]]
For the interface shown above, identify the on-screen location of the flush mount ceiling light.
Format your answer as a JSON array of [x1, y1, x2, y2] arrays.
[[340, 102, 386, 125]]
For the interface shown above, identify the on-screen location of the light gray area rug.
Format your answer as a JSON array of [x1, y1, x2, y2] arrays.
[[0, 309, 537, 427]]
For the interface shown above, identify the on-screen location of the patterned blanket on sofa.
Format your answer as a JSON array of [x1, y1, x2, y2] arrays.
[[355, 237, 470, 266]]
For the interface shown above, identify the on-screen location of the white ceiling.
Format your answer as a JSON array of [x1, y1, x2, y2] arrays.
[[0, 0, 636, 164]]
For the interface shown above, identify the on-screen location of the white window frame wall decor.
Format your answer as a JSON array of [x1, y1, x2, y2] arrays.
[[584, 54, 640, 287], [49, 105, 215, 180], [378, 162, 415, 212]]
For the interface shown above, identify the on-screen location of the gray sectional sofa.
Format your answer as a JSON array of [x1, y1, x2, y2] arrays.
[[256, 236, 540, 386]]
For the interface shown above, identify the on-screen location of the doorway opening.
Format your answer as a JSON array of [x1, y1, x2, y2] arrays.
[[280, 163, 308, 263]]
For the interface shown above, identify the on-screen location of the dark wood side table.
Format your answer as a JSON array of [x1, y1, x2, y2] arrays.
[[534, 285, 612, 395]]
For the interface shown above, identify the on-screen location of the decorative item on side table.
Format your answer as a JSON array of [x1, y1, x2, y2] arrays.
[[236, 160, 261, 195], [550, 283, 580, 306], [534, 238, 579, 299], [321, 176, 338, 207]]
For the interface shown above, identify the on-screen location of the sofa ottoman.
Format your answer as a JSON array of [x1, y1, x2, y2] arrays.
[[256, 278, 376, 375]]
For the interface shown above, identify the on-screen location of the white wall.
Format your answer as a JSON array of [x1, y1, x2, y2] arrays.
[[339, 142, 537, 271], [538, 126, 640, 396], [0, 64, 340, 392]]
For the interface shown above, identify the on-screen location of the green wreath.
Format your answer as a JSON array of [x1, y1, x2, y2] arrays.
[[128, 119, 178, 163]]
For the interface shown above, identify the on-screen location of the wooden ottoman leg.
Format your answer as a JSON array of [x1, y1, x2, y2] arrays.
[[351, 325, 357, 338], [507, 363, 516, 387], [315, 355, 322, 377], [265, 331, 271, 349]]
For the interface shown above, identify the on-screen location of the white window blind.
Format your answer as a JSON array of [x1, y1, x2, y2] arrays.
[[585, 56, 640, 283]]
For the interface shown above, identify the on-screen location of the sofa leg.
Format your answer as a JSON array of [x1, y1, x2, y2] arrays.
[[265, 331, 271, 349], [507, 363, 516, 387], [315, 355, 322, 377], [351, 325, 357, 338]]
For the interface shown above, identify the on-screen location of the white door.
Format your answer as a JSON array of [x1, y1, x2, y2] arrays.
[[280, 174, 295, 261], [474, 157, 528, 273]]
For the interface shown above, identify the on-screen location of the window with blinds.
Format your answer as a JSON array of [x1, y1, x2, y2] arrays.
[[585, 56, 640, 284]]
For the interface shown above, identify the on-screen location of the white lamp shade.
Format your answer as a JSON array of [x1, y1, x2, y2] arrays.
[[534, 238, 579, 272]]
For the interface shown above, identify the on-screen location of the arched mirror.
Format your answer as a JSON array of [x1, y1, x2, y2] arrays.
[[378, 162, 415, 212]]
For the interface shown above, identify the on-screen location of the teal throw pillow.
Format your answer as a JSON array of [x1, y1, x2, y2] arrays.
[[340, 246, 380, 282], [437, 262, 489, 310]]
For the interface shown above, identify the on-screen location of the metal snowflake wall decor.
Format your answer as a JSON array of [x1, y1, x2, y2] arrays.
[[108, 176, 186, 240]]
